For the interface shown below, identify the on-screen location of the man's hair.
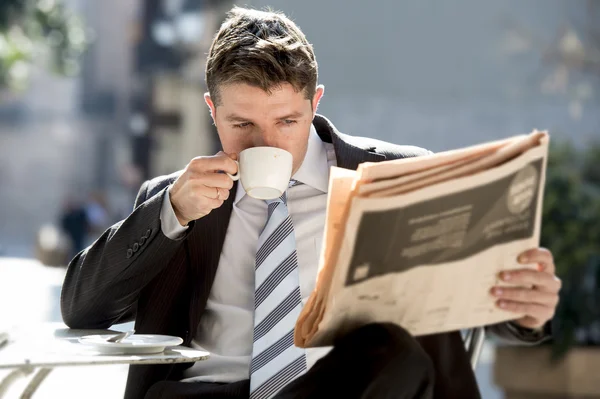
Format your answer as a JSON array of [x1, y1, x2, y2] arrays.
[[206, 7, 318, 106]]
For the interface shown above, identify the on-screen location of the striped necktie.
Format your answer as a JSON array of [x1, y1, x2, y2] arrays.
[[250, 180, 306, 399]]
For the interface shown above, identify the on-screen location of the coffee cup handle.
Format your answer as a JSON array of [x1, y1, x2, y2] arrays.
[[226, 160, 240, 181]]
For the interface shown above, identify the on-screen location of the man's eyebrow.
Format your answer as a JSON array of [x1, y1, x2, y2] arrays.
[[225, 114, 252, 123], [276, 111, 304, 120], [225, 111, 305, 122]]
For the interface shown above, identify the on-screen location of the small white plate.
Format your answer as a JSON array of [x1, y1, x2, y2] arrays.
[[78, 334, 184, 355]]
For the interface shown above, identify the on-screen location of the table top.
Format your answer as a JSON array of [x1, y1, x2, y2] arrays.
[[0, 323, 209, 369]]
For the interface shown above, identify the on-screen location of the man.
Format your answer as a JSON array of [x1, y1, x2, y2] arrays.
[[61, 7, 560, 399], [59, 196, 89, 258]]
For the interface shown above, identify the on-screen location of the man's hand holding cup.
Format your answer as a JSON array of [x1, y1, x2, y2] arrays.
[[169, 151, 238, 226]]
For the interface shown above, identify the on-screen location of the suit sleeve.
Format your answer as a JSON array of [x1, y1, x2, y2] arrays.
[[485, 321, 550, 345], [60, 181, 190, 329]]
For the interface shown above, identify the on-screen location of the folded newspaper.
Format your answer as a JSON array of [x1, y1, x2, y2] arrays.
[[295, 131, 550, 348]]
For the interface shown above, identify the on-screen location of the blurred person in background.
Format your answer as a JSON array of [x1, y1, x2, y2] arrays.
[[60, 6, 560, 399], [59, 195, 89, 258], [84, 191, 110, 235]]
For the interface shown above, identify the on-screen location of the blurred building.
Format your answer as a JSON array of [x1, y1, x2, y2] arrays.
[[81, 0, 236, 185], [0, 0, 233, 257], [0, 0, 126, 256], [128, 0, 234, 180], [76, 0, 141, 214]]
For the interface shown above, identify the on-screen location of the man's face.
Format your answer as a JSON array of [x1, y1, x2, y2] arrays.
[[206, 83, 324, 174]]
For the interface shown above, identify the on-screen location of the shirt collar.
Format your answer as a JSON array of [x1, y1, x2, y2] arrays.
[[292, 124, 330, 193], [234, 124, 329, 205]]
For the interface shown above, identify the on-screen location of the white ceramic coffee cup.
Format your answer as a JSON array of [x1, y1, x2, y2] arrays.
[[226, 147, 293, 200]]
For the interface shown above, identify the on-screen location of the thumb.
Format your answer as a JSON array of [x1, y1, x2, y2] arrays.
[[514, 316, 543, 329]]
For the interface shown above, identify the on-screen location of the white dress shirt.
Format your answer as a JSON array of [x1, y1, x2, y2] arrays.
[[159, 125, 336, 383]]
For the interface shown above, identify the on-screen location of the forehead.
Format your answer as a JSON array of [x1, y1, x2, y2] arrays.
[[216, 83, 309, 117]]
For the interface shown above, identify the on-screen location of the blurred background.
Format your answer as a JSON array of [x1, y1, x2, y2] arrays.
[[0, 0, 598, 397]]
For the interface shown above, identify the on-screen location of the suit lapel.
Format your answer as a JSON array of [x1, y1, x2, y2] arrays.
[[332, 133, 386, 170], [312, 114, 386, 168]]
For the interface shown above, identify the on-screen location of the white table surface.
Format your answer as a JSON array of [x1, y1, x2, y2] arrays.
[[0, 323, 209, 369]]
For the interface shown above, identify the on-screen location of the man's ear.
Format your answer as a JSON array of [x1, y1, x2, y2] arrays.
[[204, 93, 216, 121], [312, 85, 325, 116]]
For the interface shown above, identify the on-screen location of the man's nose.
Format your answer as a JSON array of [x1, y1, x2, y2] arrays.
[[253, 130, 278, 148]]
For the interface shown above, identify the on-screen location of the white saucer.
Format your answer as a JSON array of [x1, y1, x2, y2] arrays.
[[78, 334, 184, 355]]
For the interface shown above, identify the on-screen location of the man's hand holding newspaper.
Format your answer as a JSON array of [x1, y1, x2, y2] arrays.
[[295, 131, 560, 348], [493, 247, 559, 330]]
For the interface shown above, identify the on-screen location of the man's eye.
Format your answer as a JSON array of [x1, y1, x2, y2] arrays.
[[234, 122, 252, 129], [283, 120, 297, 126]]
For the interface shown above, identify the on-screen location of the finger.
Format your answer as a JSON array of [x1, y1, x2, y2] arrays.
[[490, 286, 558, 307], [193, 184, 222, 200], [189, 172, 235, 189], [216, 187, 230, 201], [189, 154, 238, 175], [209, 152, 239, 174], [195, 186, 227, 209], [500, 269, 561, 293], [496, 300, 554, 321], [198, 196, 224, 211], [518, 247, 554, 273]]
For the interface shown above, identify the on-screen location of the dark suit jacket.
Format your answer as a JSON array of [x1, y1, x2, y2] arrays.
[[61, 114, 547, 399]]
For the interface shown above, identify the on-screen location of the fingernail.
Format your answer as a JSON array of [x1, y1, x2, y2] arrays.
[[494, 288, 503, 296], [537, 263, 544, 271], [502, 272, 511, 281], [519, 254, 528, 263], [499, 301, 507, 309]]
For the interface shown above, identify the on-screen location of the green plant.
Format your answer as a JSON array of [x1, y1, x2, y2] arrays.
[[541, 139, 600, 359], [0, 0, 87, 91]]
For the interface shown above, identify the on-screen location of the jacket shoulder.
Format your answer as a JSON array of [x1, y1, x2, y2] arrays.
[[343, 133, 433, 160], [313, 114, 432, 161]]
